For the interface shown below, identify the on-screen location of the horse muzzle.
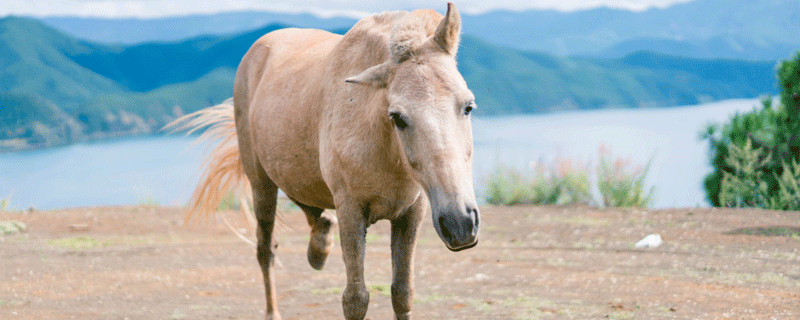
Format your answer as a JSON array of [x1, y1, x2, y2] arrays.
[[433, 205, 480, 251]]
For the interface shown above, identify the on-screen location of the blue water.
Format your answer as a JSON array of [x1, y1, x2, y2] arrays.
[[0, 98, 765, 210], [0, 136, 208, 210]]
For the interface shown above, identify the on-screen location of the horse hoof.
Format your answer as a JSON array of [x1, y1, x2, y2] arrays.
[[307, 213, 336, 270], [265, 312, 282, 320]]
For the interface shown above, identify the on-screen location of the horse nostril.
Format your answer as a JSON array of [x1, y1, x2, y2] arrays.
[[438, 216, 452, 241], [467, 207, 480, 235]]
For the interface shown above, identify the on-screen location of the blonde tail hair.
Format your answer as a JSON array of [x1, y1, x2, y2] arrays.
[[164, 98, 256, 245]]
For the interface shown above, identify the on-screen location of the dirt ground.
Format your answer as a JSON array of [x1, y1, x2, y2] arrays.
[[2, 203, 800, 319]]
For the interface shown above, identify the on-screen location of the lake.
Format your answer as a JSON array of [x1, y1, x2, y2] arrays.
[[0, 98, 765, 210]]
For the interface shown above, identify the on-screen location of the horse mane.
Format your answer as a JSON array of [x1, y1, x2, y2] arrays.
[[336, 9, 444, 67]]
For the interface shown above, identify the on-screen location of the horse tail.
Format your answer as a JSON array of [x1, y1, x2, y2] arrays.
[[163, 98, 255, 243]]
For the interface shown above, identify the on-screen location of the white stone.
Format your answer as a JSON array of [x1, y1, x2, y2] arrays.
[[634, 233, 662, 248]]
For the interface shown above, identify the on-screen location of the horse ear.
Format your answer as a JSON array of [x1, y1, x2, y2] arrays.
[[432, 2, 461, 55], [345, 61, 392, 87]]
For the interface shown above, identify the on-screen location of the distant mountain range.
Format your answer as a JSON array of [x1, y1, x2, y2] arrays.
[[38, 0, 800, 61], [40, 12, 354, 45], [0, 14, 779, 151]]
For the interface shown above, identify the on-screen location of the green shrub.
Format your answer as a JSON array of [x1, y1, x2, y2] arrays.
[[596, 148, 654, 208], [702, 52, 800, 208], [486, 153, 625, 207], [485, 165, 560, 206], [553, 158, 593, 205], [770, 159, 800, 210], [718, 139, 771, 208], [714, 139, 800, 210]]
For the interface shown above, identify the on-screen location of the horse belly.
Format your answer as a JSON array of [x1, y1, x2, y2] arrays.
[[247, 51, 336, 209]]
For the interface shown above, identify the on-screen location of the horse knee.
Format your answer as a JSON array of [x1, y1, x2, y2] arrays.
[[257, 241, 277, 266], [342, 285, 369, 320]]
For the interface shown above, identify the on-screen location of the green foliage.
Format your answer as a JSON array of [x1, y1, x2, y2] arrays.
[[558, 162, 593, 205], [485, 165, 558, 206], [718, 139, 771, 208], [485, 156, 594, 207], [486, 149, 654, 208], [702, 52, 800, 208], [771, 159, 800, 210], [597, 148, 654, 208]]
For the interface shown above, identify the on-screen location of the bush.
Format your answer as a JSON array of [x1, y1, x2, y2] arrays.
[[485, 165, 561, 206], [485, 156, 594, 206], [596, 147, 654, 208], [718, 139, 771, 208], [485, 148, 651, 208], [702, 52, 800, 208], [771, 159, 800, 210], [554, 158, 593, 205]]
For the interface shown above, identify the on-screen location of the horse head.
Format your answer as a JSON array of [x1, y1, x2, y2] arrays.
[[346, 3, 479, 251]]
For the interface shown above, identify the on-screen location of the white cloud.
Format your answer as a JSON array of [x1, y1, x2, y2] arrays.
[[0, 0, 695, 19]]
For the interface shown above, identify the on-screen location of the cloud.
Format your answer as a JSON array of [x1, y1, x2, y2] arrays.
[[1, 0, 695, 19]]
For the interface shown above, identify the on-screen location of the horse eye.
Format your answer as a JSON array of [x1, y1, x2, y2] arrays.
[[464, 102, 476, 116], [390, 112, 408, 130]]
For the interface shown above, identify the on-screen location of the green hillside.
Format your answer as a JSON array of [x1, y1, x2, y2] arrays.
[[68, 24, 288, 92], [0, 17, 123, 111], [0, 17, 780, 151], [458, 36, 776, 115]]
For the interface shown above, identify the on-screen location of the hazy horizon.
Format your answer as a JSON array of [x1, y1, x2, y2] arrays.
[[2, 0, 695, 19]]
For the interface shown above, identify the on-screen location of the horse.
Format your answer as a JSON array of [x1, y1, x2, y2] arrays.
[[168, 3, 479, 319]]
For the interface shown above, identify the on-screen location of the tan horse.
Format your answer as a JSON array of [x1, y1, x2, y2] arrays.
[[169, 3, 479, 319]]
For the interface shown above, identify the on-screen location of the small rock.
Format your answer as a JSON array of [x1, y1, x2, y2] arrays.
[[634, 233, 662, 248], [465, 273, 489, 282]]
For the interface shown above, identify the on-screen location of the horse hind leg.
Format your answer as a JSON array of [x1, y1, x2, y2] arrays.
[[253, 178, 282, 320], [293, 199, 337, 270]]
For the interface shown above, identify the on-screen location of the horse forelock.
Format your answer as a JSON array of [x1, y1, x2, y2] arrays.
[[349, 9, 443, 64], [389, 10, 443, 62]]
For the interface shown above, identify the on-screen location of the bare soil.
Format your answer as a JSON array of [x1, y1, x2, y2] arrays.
[[2, 204, 800, 319]]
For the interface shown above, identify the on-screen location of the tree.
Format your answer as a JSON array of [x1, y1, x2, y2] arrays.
[[702, 52, 800, 207]]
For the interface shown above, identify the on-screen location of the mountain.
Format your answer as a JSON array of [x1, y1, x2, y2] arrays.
[[460, 0, 800, 60], [69, 24, 291, 92], [0, 17, 123, 111], [40, 12, 356, 44], [0, 17, 779, 151], [33, 0, 800, 61], [458, 37, 776, 114]]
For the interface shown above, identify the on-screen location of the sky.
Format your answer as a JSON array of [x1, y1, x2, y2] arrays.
[[2, 0, 695, 19]]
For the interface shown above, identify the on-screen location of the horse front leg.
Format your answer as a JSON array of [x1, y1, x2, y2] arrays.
[[253, 180, 281, 320], [390, 197, 425, 320], [337, 201, 370, 320]]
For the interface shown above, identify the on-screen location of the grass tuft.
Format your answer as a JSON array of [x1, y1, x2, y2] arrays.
[[486, 145, 654, 208], [597, 145, 654, 208], [486, 155, 592, 206]]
